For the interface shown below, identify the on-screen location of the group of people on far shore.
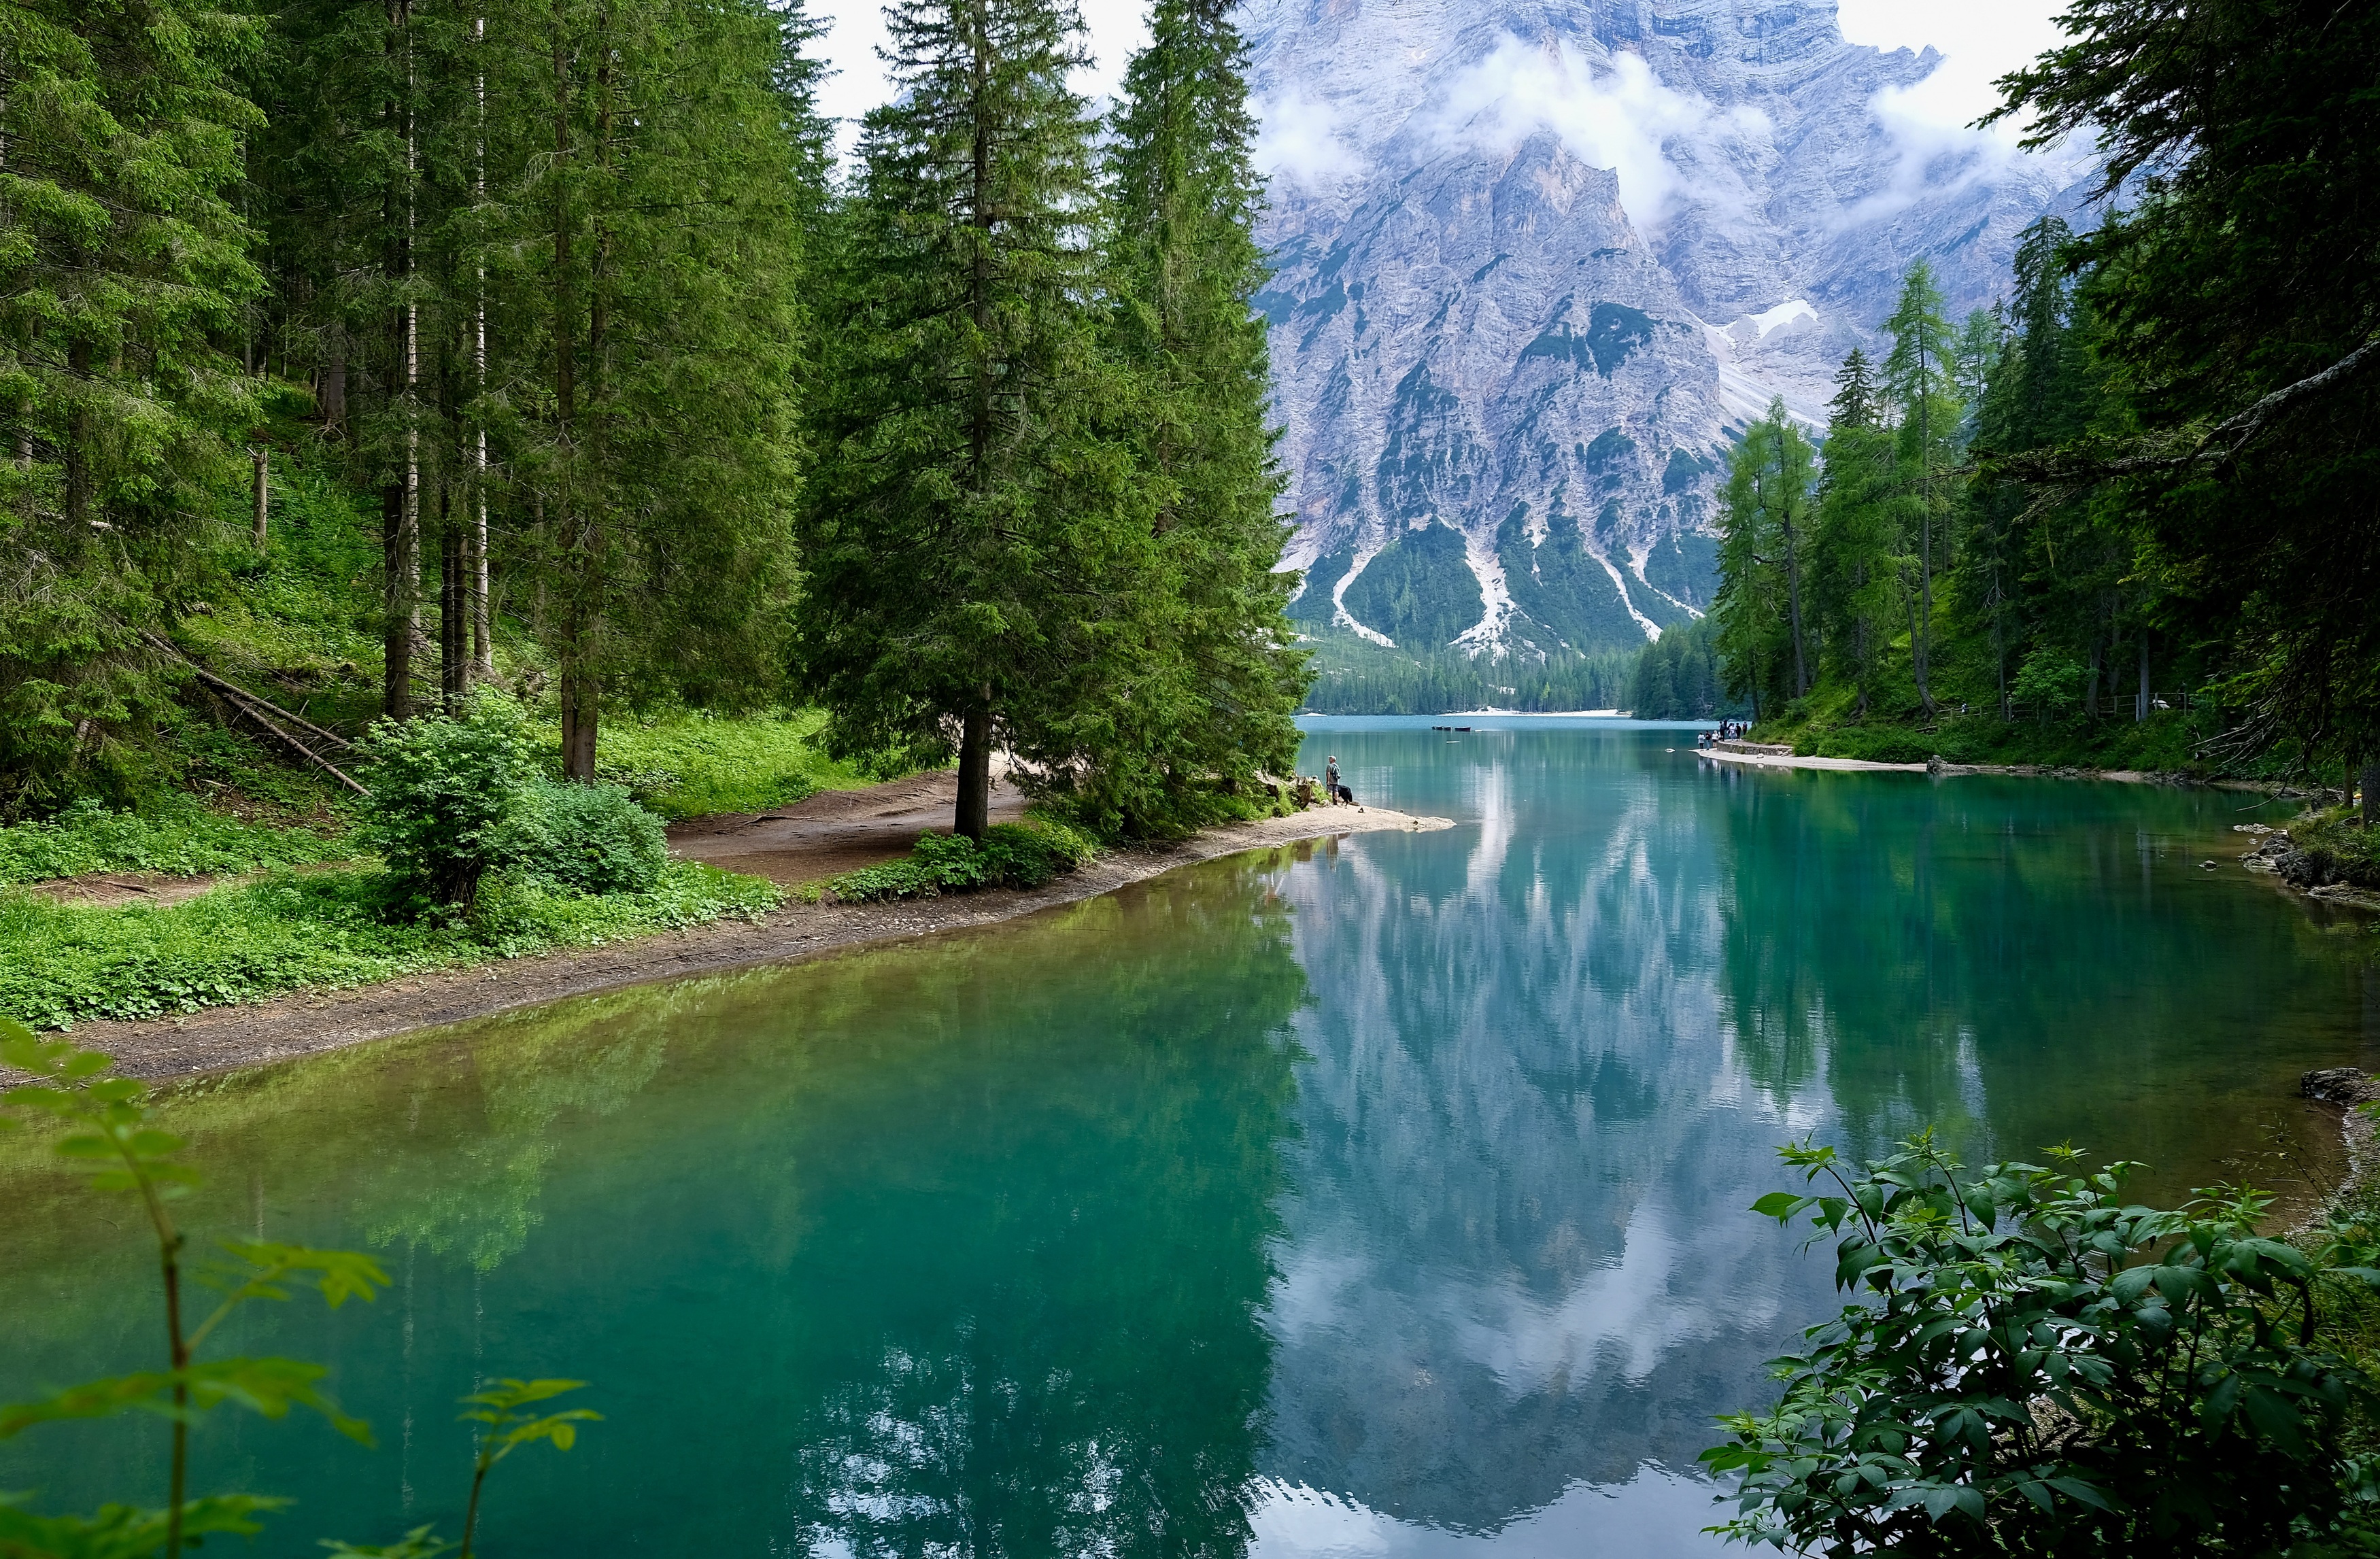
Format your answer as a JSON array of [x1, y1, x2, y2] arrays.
[[1695, 720, 1745, 751]]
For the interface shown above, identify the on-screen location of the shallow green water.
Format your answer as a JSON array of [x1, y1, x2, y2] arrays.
[[1, 719, 2375, 1556]]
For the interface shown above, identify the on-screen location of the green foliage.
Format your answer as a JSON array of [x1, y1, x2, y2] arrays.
[[1997, 0, 2380, 773], [1714, 400, 1820, 714], [503, 780, 666, 896], [0, 0, 267, 815], [0, 862, 781, 1029], [821, 819, 1098, 903], [0, 1022, 388, 1557], [0, 796, 355, 885], [456, 1380, 599, 1559], [1704, 1133, 2380, 1555], [356, 695, 538, 906]]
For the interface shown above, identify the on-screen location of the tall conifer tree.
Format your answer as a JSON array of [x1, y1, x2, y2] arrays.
[[1091, 0, 1306, 834], [797, 0, 1144, 838], [1882, 260, 1961, 719]]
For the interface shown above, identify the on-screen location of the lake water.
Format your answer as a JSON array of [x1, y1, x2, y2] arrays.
[[2, 718, 2375, 1556]]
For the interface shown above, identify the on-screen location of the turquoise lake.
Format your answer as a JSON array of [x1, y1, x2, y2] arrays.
[[2, 718, 2375, 1555]]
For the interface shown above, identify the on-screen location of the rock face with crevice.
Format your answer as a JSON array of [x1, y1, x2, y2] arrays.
[[1244, 0, 2094, 655]]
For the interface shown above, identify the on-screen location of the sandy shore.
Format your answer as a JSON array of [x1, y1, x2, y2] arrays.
[[58, 798, 1452, 1084]]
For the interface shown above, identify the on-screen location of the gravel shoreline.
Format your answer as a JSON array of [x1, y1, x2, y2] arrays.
[[56, 805, 1452, 1084]]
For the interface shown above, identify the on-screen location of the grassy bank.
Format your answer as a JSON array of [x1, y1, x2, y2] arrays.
[[0, 861, 780, 1029], [1750, 681, 2217, 771]]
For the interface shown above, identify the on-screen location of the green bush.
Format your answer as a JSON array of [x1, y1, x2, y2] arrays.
[[504, 778, 668, 895], [0, 795, 355, 885], [356, 693, 537, 906], [1704, 1133, 2380, 1556], [823, 819, 1098, 903]]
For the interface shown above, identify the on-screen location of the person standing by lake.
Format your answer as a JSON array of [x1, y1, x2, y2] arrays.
[[1325, 755, 1340, 804]]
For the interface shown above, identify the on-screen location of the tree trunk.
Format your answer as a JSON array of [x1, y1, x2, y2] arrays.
[[382, 481, 415, 718], [251, 447, 269, 550], [2136, 630, 2150, 723], [1780, 504, 1807, 699], [2362, 758, 2378, 829], [2084, 639, 2102, 723], [956, 699, 991, 841], [560, 663, 598, 780], [440, 484, 466, 710]]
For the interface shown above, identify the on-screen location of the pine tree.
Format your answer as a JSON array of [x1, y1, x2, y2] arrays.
[[797, 0, 1146, 838], [1882, 260, 1962, 719], [1090, 0, 1306, 834], [0, 0, 267, 808]]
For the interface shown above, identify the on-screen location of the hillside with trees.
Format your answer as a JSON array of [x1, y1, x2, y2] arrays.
[[1706, 0, 2378, 823], [0, 0, 1306, 844]]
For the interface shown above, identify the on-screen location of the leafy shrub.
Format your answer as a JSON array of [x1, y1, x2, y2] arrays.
[[823, 819, 1098, 903], [356, 693, 537, 906], [1703, 1133, 2380, 1556], [503, 778, 668, 895], [0, 795, 354, 885], [2011, 647, 2088, 722]]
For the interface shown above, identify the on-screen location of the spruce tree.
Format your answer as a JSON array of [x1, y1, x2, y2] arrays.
[[797, 0, 1145, 838], [0, 0, 267, 808], [1092, 0, 1306, 834], [486, 0, 807, 775]]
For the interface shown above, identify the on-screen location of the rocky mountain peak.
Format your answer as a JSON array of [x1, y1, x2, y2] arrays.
[[1251, 0, 2088, 656]]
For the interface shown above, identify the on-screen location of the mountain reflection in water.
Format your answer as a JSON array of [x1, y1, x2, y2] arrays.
[[0, 720, 2369, 1557]]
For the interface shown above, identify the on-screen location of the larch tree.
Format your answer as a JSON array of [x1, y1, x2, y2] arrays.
[[1714, 400, 1817, 716], [1881, 260, 1961, 719], [796, 0, 1145, 838]]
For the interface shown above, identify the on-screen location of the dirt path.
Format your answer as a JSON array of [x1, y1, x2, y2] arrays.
[[666, 766, 1033, 884], [63, 803, 1452, 1083]]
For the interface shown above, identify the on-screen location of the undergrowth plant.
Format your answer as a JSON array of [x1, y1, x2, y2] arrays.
[[0, 1018, 594, 1557], [1703, 1132, 2380, 1555], [818, 819, 1098, 903]]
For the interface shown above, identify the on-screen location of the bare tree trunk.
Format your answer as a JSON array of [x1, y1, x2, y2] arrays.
[[440, 483, 466, 710], [2362, 757, 2378, 829], [471, 12, 494, 680], [251, 446, 269, 551], [560, 666, 598, 780], [2136, 630, 2149, 723], [2084, 638, 2102, 723], [956, 699, 991, 841], [382, 482, 414, 718]]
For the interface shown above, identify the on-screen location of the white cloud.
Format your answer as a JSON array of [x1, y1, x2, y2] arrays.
[[1833, 0, 2086, 224], [809, 0, 1150, 162], [1253, 87, 1365, 188], [1424, 40, 1768, 233]]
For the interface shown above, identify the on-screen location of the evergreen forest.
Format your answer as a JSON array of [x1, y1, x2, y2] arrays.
[[0, 0, 1306, 842], [1707, 0, 2379, 806]]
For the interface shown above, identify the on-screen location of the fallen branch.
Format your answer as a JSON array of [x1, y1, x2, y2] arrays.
[[141, 632, 371, 797]]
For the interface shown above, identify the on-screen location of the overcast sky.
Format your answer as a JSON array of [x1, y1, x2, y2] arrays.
[[806, 0, 2071, 162]]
